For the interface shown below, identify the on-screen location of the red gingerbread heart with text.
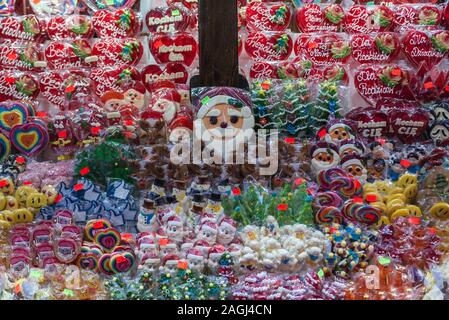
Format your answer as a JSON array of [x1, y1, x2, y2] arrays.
[[149, 33, 197, 66], [146, 5, 190, 33], [0, 15, 43, 42], [141, 63, 189, 92], [92, 38, 143, 68], [0, 42, 46, 72], [351, 32, 400, 64], [90, 66, 141, 98], [39, 72, 66, 110], [403, 29, 449, 72], [295, 4, 345, 33], [245, 32, 292, 61], [354, 65, 418, 104], [92, 9, 140, 38], [0, 72, 40, 102], [345, 5, 394, 34], [347, 107, 390, 140], [394, 5, 441, 31], [301, 33, 351, 67], [45, 40, 93, 70], [47, 15, 93, 40], [249, 61, 300, 80], [390, 109, 430, 143], [166, 0, 198, 10], [246, 2, 292, 32]]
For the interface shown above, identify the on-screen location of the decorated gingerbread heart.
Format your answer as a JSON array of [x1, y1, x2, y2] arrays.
[[9, 121, 49, 156], [149, 33, 197, 66], [90, 0, 137, 10], [300, 33, 351, 67], [245, 32, 292, 61], [90, 66, 141, 97], [28, 0, 78, 16], [391, 109, 430, 143], [0, 42, 46, 72], [46, 15, 93, 40], [351, 33, 400, 64], [166, 0, 198, 10], [402, 29, 449, 72], [0, 71, 40, 103], [347, 107, 389, 140], [394, 5, 441, 31], [91, 38, 143, 68], [354, 65, 418, 104], [0, 101, 28, 132], [295, 4, 345, 33], [246, 2, 292, 32], [146, 5, 190, 33], [92, 8, 140, 38], [45, 40, 93, 70], [249, 61, 300, 80], [39, 71, 66, 110], [142, 63, 189, 92], [345, 5, 394, 34], [0, 15, 43, 42]]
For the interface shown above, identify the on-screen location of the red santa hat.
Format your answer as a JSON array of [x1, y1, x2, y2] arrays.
[[208, 245, 226, 259], [340, 154, 364, 168], [159, 238, 177, 249], [162, 253, 179, 266], [200, 221, 218, 233], [141, 252, 160, 264], [326, 119, 356, 134], [219, 217, 237, 232], [310, 141, 339, 157], [166, 215, 183, 227], [339, 139, 365, 156], [151, 88, 181, 106], [169, 114, 193, 132], [138, 236, 158, 250], [187, 248, 204, 259], [200, 212, 217, 224]]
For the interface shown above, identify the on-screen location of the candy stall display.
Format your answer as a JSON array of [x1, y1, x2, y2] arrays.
[[0, 0, 449, 301]]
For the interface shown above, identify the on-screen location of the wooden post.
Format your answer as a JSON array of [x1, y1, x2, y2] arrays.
[[191, 0, 247, 90]]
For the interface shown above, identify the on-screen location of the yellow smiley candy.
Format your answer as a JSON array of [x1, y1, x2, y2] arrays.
[[41, 185, 58, 205], [1, 210, 14, 224], [429, 203, 449, 221], [0, 192, 6, 210], [13, 208, 33, 224], [389, 187, 405, 195], [15, 186, 37, 207], [371, 202, 387, 213], [397, 174, 417, 189], [404, 184, 418, 202], [391, 208, 410, 221], [5, 196, 18, 210], [26, 192, 48, 210], [376, 216, 390, 228], [0, 219, 11, 229], [406, 205, 422, 217]]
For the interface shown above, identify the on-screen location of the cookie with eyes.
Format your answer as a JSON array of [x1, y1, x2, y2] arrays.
[[338, 139, 365, 158], [429, 120, 449, 145], [320, 119, 356, 144], [340, 154, 367, 183], [310, 141, 340, 174]]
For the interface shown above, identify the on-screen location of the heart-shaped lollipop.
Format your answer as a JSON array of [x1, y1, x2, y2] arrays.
[[110, 251, 135, 273], [391, 109, 430, 143], [0, 42, 46, 72], [350, 32, 400, 64], [245, 32, 293, 61], [0, 71, 40, 102], [246, 2, 292, 32], [94, 227, 121, 253], [46, 15, 93, 40], [0, 132, 11, 161], [345, 5, 394, 34], [141, 63, 189, 91], [0, 15, 43, 42], [91, 38, 143, 68], [146, 5, 190, 33], [45, 40, 93, 70], [92, 8, 140, 38], [295, 4, 345, 33], [0, 101, 29, 131], [98, 254, 114, 275], [9, 121, 49, 156], [149, 33, 198, 66]]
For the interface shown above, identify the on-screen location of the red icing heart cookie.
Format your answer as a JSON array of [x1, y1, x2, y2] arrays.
[[0, 72, 40, 102], [45, 40, 93, 70], [350, 32, 400, 64], [345, 5, 394, 34], [295, 4, 345, 33], [246, 2, 292, 32], [146, 5, 190, 33], [245, 32, 292, 61], [299, 33, 351, 67], [394, 5, 441, 31], [142, 63, 189, 92], [166, 0, 198, 10], [354, 65, 418, 104], [92, 38, 143, 68], [149, 33, 197, 66], [92, 8, 140, 38], [0, 15, 43, 42], [390, 109, 430, 143], [347, 107, 389, 140], [0, 42, 46, 72], [249, 61, 300, 80], [90, 66, 141, 97], [402, 29, 449, 71], [47, 15, 93, 40], [39, 71, 66, 110]]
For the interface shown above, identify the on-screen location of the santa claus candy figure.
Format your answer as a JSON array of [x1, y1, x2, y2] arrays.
[[217, 217, 238, 246], [139, 252, 160, 273], [159, 238, 179, 257], [144, 87, 181, 124], [168, 112, 193, 143], [207, 245, 226, 271], [310, 141, 340, 174], [340, 154, 367, 183], [164, 215, 185, 243], [160, 253, 180, 274], [197, 220, 218, 246], [186, 247, 205, 272], [123, 82, 146, 110]]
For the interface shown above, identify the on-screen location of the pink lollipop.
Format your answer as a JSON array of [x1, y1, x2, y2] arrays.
[[315, 207, 343, 224], [312, 192, 343, 210]]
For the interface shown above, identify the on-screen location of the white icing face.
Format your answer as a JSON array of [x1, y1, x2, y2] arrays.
[[151, 98, 178, 123], [311, 150, 340, 173], [208, 253, 222, 269], [163, 261, 179, 273], [160, 246, 178, 257], [124, 89, 145, 109], [142, 260, 160, 273], [187, 255, 205, 272], [104, 98, 124, 112], [217, 224, 236, 245], [166, 224, 184, 242], [199, 228, 217, 246]]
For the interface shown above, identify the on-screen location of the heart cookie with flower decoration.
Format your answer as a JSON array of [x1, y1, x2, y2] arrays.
[[146, 5, 190, 33], [345, 5, 394, 34], [0, 71, 40, 102], [245, 32, 293, 61], [92, 8, 140, 38], [45, 40, 93, 70], [246, 2, 292, 32], [351, 32, 400, 64], [394, 5, 441, 31], [295, 4, 345, 33], [47, 15, 93, 40], [0, 42, 46, 72], [0, 15, 43, 42], [298, 33, 351, 67], [91, 38, 143, 68]]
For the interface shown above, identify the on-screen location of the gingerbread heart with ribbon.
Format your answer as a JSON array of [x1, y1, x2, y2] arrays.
[[0, 42, 46, 72], [246, 2, 292, 32], [295, 4, 345, 33], [9, 120, 49, 156], [47, 15, 93, 40], [150, 32, 198, 66], [402, 29, 449, 72], [166, 0, 198, 10], [28, 0, 78, 16], [90, 66, 141, 97], [0, 101, 28, 132], [92, 8, 140, 38], [351, 32, 400, 64], [391, 108, 430, 143], [345, 5, 394, 34], [146, 5, 190, 33], [245, 32, 292, 61], [394, 5, 441, 31], [347, 107, 390, 140], [0, 15, 43, 42], [39, 71, 66, 110], [45, 40, 93, 70], [0, 71, 40, 102], [142, 63, 189, 92], [91, 38, 143, 68], [354, 65, 418, 104], [299, 33, 351, 67], [249, 61, 300, 80]]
